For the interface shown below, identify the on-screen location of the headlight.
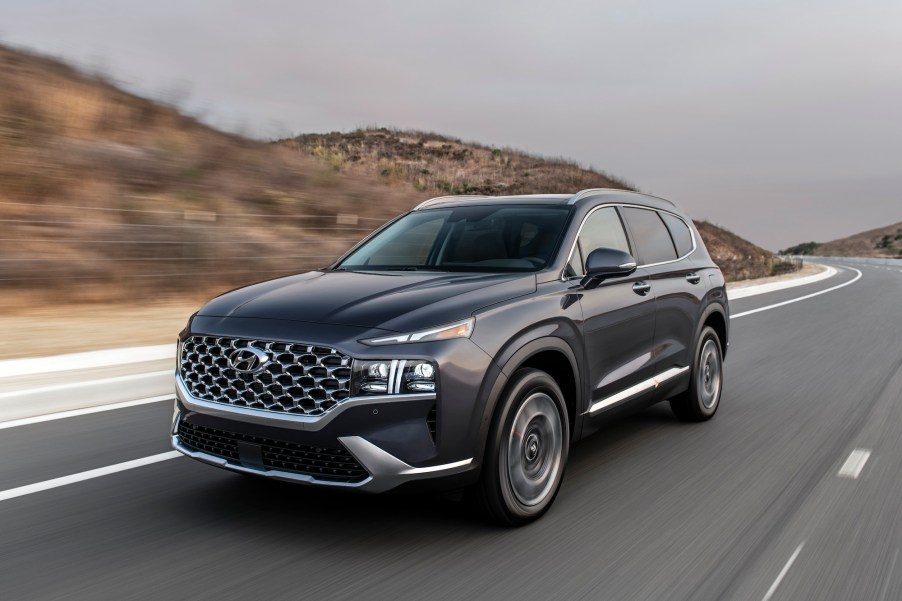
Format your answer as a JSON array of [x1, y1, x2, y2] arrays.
[[361, 318, 474, 345], [352, 359, 437, 396]]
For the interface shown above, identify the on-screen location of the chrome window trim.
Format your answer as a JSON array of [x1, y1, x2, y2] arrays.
[[175, 375, 435, 432], [561, 203, 697, 281]]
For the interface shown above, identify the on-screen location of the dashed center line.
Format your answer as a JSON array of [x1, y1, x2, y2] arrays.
[[762, 542, 805, 601], [838, 448, 872, 479]]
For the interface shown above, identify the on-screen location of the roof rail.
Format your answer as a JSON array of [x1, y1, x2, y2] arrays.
[[413, 194, 489, 210], [567, 188, 676, 207], [567, 188, 615, 205]]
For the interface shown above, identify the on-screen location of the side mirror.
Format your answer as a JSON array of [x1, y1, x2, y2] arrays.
[[580, 248, 637, 289]]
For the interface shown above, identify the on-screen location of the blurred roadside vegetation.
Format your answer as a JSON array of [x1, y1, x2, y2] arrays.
[[0, 44, 420, 307]]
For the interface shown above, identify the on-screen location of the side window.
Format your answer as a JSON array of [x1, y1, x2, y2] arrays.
[[621, 207, 678, 265], [660, 212, 694, 257], [572, 207, 630, 274]]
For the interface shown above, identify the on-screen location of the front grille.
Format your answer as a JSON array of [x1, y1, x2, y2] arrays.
[[177, 420, 369, 483], [180, 335, 352, 416]]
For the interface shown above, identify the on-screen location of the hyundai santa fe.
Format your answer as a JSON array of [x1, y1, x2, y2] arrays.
[[172, 188, 729, 525]]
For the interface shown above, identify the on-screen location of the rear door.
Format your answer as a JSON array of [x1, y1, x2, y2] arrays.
[[620, 207, 702, 375], [571, 206, 657, 417]]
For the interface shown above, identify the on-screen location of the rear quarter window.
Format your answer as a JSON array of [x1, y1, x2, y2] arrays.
[[659, 212, 694, 257], [621, 207, 678, 265]]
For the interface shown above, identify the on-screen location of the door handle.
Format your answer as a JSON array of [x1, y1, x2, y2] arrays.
[[632, 282, 651, 296], [686, 273, 701, 284]]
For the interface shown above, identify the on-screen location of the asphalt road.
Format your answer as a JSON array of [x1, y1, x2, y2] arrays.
[[1, 262, 901, 601]]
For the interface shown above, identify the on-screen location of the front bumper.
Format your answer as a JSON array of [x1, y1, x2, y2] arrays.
[[171, 376, 475, 493]]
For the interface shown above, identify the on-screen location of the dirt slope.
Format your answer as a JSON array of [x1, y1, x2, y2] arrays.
[[816, 222, 902, 258], [0, 44, 421, 303]]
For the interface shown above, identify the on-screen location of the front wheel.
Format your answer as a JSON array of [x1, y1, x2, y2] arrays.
[[471, 368, 569, 526], [670, 326, 723, 421]]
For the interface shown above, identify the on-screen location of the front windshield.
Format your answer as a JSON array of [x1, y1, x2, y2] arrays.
[[337, 205, 572, 272]]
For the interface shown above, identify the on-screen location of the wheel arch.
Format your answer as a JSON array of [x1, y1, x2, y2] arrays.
[[700, 303, 728, 358], [474, 335, 583, 467]]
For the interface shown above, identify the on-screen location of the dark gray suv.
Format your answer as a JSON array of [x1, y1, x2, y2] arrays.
[[172, 189, 728, 525]]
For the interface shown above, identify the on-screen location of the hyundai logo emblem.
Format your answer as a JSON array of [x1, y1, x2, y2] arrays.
[[228, 347, 270, 373]]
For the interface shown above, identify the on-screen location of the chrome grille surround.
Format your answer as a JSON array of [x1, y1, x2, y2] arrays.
[[179, 335, 352, 416]]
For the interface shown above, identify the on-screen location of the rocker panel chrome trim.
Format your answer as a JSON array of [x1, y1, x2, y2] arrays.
[[585, 366, 690, 414]]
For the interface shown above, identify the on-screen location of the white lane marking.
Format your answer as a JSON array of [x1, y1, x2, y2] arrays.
[[0, 370, 172, 400], [0, 451, 181, 503], [728, 265, 836, 300], [0, 344, 175, 379], [0, 395, 173, 430], [877, 549, 898, 601], [732, 268, 862, 319], [762, 542, 805, 601], [837, 448, 872, 479]]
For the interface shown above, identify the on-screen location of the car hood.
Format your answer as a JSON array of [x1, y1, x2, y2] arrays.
[[199, 270, 536, 332]]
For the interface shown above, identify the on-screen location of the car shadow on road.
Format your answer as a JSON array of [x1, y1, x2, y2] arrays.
[[164, 402, 686, 538]]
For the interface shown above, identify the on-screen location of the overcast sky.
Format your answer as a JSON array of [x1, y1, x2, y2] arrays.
[[2, 0, 900, 249]]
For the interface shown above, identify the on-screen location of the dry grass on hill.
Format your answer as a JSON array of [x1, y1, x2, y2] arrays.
[[694, 221, 775, 281], [0, 44, 421, 304], [816, 221, 902, 258], [280, 128, 634, 197], [283, 129, 776, 281]]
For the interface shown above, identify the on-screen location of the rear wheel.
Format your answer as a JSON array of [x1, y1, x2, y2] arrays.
[[670, 326, 723, 421], [471, 368, 569, 526]]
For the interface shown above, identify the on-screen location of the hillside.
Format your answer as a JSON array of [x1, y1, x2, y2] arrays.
[[0, 43, 775, 311], [783, 222, 902, 258], [281, 129, 776, 280], [0, 44, 421, 304], [694, 221, 774, 281], [281, 129, 634, 196]]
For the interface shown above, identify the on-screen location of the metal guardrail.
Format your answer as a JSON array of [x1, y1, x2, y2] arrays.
[[771, 257, 803, 275]]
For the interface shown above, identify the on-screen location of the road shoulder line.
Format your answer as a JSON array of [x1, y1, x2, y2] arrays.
[[0, 394, 173, 430], [0, 451, 181, 503], [732, 267, 862, 319]]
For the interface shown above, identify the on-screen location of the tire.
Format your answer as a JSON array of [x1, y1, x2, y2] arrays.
[[471, 368, 570, 526], [670, 326, 723, 422]]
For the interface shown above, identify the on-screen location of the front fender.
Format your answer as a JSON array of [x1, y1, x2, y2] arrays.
[[470, 334, 583, 467]]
